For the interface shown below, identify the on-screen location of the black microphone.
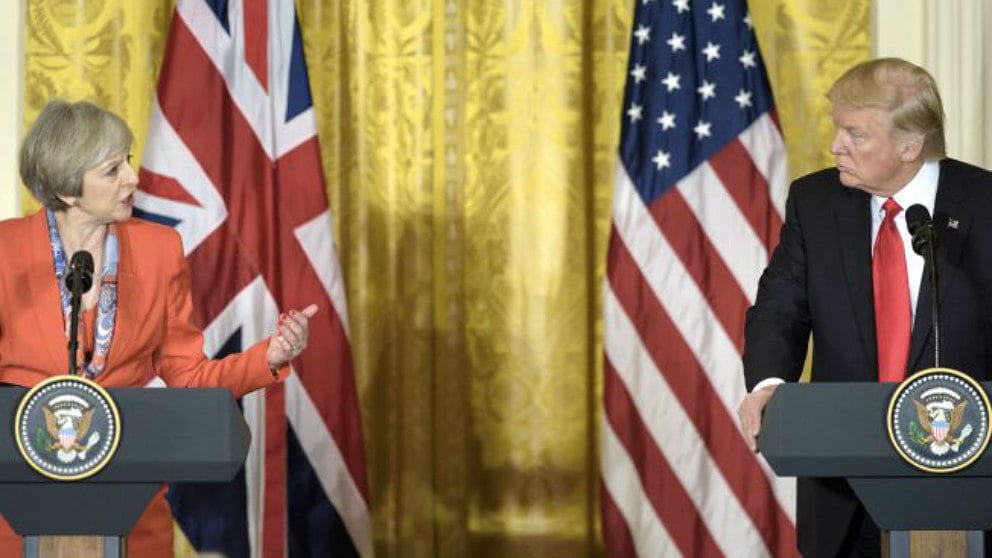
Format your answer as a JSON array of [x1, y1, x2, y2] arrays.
[[66, 251, 94, 375], [904, 204, 940, 367], [65, 251, 94, 293], [905, 204, 935, 256]]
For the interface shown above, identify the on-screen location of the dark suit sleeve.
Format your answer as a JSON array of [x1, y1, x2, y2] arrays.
[[743, 181, 811, 390]]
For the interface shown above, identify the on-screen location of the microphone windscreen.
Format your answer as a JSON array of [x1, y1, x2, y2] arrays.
[[66, 251, 95, 293], [70, 250, 94, 273], [905, 204, 932, 236]]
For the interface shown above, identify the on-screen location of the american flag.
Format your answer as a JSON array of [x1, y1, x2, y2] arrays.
[[135, 1, 372, 556], [601, 0, 797, 556]]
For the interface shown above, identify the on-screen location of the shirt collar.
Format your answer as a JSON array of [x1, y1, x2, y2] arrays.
[[872, 160, 939, 216]]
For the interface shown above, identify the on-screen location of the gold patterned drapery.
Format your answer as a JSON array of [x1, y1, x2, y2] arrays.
[[750, 0, 871, 179], [22, 1, 868, 556]]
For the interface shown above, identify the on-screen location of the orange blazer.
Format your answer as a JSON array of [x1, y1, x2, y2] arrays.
[[0, 210, 288, 557], [0, 210, 288, 392]]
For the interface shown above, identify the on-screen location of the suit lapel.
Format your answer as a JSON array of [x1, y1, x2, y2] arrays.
[[834, 186, 876, 379], [107, 222, 137, 370], [908, 162, 969, 371], [24, 211, 72, 375]]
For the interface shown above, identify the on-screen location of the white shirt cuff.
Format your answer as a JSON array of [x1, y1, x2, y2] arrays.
[[752, 377, 785, 392]]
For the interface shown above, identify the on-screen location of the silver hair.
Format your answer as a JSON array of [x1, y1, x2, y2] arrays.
[[19, 100, 134, 210]]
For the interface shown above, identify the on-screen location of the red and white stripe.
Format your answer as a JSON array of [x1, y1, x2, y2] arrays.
[[602, 115, 797, 557]]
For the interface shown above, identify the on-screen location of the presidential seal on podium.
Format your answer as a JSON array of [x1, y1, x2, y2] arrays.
[[14, 375, 121, 481], [887, 368, 991, 473]]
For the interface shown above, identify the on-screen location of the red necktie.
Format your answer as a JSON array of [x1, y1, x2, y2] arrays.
[[873, 198, 911, 382]]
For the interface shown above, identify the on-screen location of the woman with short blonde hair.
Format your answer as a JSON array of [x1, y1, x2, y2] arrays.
[[0, 99, 319, 558]]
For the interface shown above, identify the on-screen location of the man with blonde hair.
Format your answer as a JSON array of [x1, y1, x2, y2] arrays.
[[738, 58, 992, 557]]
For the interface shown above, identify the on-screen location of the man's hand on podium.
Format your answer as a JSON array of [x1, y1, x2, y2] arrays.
[[738, 384, 779, 452]]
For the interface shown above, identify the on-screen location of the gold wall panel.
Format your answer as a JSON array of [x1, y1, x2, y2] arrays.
[[23, 0, 172, 214], [751, 0, 871, 179]]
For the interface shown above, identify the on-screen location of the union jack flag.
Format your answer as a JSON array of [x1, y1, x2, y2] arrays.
[[601, 0, 796, 556], [136, 1, 372, 556]]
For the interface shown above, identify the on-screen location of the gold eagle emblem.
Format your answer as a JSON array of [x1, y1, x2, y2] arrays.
[[913, 398, 967, 444], [43, 406, 95, 452]]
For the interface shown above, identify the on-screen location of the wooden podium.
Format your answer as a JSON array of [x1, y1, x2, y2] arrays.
[[0, 387, 249, 558], [760, 382, 992, 557]]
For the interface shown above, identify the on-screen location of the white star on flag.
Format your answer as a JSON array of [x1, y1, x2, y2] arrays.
[[734, 89, 753, 108], [702, 42, 721, 62], [693, 120, 712, 139], [634, 25, 652, 45], [631, 64, 647, 84], [707, 2, 726, 22], [657, 110, 676, 130], [739, 50, 757, 68], [697, 80, 716, 100], [652, 150, 672, 169], [627, 103, 644, 122]]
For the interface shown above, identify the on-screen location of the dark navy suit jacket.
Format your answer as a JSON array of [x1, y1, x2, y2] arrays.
[[744, 158, 992, 557]]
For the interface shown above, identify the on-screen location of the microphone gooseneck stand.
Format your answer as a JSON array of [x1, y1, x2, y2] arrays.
[[924, 228, 939, 368], [906, 204, 940, 368], [67, 271, 85, 376], [65, 251, 94, 376]]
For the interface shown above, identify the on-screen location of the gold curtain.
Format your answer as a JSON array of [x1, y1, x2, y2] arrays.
[[23, 1, 868, 556], [751, 0, 871, 179]]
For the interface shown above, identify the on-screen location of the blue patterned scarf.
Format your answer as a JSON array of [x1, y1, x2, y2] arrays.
[[47, 209, 119, 378]]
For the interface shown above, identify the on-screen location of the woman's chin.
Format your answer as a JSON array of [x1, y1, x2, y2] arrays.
[[115, 206, 134, 221]]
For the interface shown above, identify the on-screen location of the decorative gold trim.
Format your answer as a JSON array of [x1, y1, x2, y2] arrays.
[[14, 375, 122, 481], [886, 367, 992, 474]]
